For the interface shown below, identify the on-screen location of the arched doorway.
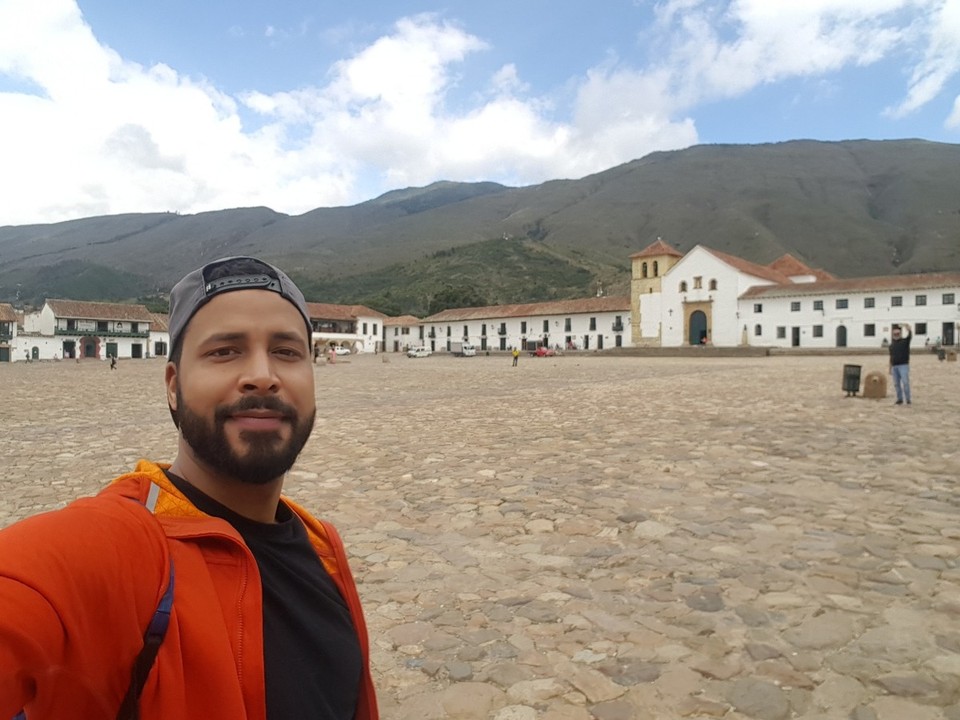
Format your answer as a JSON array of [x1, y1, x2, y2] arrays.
[[689, 311, 708, 345], [836, 325, 847, 348], [79, 336, 99, 358]]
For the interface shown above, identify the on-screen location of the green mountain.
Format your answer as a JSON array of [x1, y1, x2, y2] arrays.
[[2, 139, 958, 314]]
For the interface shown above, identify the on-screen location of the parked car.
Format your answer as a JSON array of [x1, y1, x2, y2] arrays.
[[333, 346, 351, 356], [407, 347, 431, 358]]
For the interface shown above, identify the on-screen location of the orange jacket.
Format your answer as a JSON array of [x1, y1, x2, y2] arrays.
[[0, 460, 378, 720]]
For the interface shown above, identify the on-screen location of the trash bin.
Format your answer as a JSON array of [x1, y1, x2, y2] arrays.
[[842, 364, 862, 396]]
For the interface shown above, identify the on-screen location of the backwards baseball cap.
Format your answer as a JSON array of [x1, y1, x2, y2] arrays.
[[167, 256, 313, 358]]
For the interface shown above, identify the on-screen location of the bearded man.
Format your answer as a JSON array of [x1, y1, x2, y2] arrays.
[[0, 257, 378, 720]]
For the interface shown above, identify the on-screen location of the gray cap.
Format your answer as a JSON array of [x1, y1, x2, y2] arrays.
[[167, 256, 313, 358]]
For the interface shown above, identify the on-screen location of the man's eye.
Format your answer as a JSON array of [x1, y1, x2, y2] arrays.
[[210, 347, 236, 357]]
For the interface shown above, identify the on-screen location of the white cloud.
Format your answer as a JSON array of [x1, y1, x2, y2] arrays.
[[0, 0, 956, 225]]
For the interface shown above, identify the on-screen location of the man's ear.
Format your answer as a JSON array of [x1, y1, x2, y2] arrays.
[[165, 361, 179, 413]]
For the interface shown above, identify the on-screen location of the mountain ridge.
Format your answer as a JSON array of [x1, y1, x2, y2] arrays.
[[2, 138, 958, 314]]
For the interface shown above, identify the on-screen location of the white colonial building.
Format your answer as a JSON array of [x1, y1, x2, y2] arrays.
[[16, 300, 155, 361], [0, 303, 17, 362], [306, 302, 386, 354], [417, 297, 632, 353], [631, 238, 960, 349]]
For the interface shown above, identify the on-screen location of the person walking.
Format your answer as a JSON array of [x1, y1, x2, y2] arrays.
[[888, 322, 912, 405], [0, 257, 378, 720], [512, 347, 520, 367]]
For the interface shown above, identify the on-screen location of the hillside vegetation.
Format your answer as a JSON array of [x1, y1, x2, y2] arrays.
[[2, 139, 958, 314]]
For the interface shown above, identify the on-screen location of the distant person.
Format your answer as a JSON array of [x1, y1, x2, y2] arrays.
[[512, 348, 520, 367], [110, 354, 117, 370], [0, 256, 378, 719], [888, 322, 912, 405]]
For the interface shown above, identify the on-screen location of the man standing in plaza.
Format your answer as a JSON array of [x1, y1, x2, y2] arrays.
[[0, 257, 378, 719], [889, 322, 912, 405]]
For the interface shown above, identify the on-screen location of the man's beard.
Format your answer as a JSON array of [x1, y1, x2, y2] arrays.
[[176, 389, 315, 485]]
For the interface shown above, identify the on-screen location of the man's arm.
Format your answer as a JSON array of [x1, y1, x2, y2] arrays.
[[0, 496, 167, 717]]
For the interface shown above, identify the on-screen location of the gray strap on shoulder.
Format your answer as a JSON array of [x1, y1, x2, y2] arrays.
[[145, 482, 161, 513]]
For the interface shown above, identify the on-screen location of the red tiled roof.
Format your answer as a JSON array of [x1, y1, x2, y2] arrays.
[[767, 254, 837, 281], [46, 299, 154, 322], [150, 312, 169, 332], [740, 272, 960, 299], [0, 303, 16, 322], [630, 238, 684, 259], [385, 314, 422, 326], [768, 254, 814, 277], [304, 302, 387, 321], [701, 248, 792, 285], [425, 296, 630, 322]]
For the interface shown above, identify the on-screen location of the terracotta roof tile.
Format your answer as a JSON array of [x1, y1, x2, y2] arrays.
[[768, 253, 815, 277], [46, 299, 154, 322], [304, 302, 387, 321], [149, 312, 169, 332], [0, 303, 16, 322], [740, 272, 960, 299], [702, 248, 792, 285], [385, 314, 422, 326], [630, 238, 684, 259], [425, 296, 630, 322]]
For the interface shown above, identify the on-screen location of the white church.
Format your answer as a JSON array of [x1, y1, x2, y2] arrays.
[[630, 239, 960, 349]]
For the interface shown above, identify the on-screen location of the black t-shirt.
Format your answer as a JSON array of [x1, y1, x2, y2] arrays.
[[889, 332, 911, 366], [165, 472, 362, 720]]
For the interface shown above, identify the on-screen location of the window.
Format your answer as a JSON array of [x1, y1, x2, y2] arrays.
[[653, 261, 659, 277], [520, 321, 527, 333], [463, 325, 469, 338], [363, 322, 368, 334], [373, 323, 378, 335], [709, 279, 717, 291], [791, 301, 801, 312], [776, 327, 786, 339], [754, 324, 762, 336], [836, 299, 848, 309], [97, 321, 108, 332], [864, 297, 875, 309], [944, 293, 956, 305], [753, 303, 763, 313], [481, 324, 487, 336], [813, 300, 823, 311], [446, 326, 451, 337], [564, 318, 571, 332], [394, 327, 398, 336], [891, 296, 902, 307], [589, 317, 596, 331], [680, 281, 688, 292], [543, 320, 549, 332], [916, 322, 927, 335], [864, 324, 875, 337], [499, 323, 507, 334], [915, 295, 927, 306], [813, 325, 823, 338], [642, 262, 648, 278], [693, 276, 703, 289]]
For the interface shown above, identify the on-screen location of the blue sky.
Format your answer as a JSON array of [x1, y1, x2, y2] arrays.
[[1, 0, 958, 225]]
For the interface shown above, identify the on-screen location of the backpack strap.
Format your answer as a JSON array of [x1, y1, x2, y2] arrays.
[[114, 558, 175, 720]]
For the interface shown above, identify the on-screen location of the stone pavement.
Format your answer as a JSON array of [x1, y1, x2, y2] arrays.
[[2, 352, 960, 720]]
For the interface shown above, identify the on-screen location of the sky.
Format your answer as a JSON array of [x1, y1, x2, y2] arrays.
[[1, 0, 959, 226]]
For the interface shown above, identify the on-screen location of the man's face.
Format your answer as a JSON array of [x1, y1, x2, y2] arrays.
[[166, 289, 316, 485], [892, 328, 902, 339]]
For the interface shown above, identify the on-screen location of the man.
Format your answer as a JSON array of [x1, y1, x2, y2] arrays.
[[0, 257, 378, 720], [888, 322, 912, 405]]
